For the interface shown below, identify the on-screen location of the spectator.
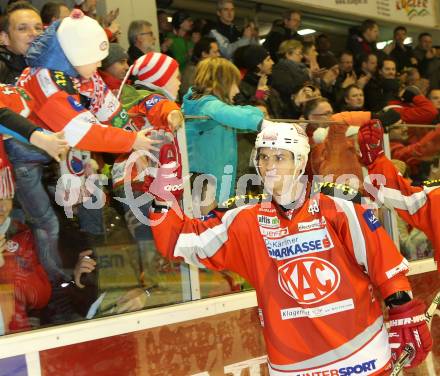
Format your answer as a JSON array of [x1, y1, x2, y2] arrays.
[[358, 53, 382, 111], [383, 26, 417, 72], [377, 57, 400, 105], [157, 10, 173, 55], [0, 1, 43, 84], [0, 147, 51, 333], [168, 10, 194, 72], [180, 37, 220, 99], [347, 19, 381, 68], [235, 45, 283, 118], [127, 20, 156, 65], [316, 34, 337, 69], [74, 0, 120, 43], [302, 41, 320, 73], [262, 9, 302, 62], [10, 10, 157, 289], [40, 1, 70, 27], [114, 52, 184, 287], [209, 0, 258, 60], [334, 51, 358, 107], [182, 57, 266, 203], [341, 84, 365, 111], [413, 32, 440, 89], [99, 43, 129, 93], [428, 88, 440, 113], [271, 39, 309, 117]]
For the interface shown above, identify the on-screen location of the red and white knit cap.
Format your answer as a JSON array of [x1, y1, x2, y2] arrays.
[[130, 52, 179, 89]]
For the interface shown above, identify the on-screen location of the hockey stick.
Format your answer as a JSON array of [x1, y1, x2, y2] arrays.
[[390, 291, 440, 376]]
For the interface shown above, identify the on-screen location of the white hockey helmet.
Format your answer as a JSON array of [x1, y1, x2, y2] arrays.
[[253, 122, 310, 177]]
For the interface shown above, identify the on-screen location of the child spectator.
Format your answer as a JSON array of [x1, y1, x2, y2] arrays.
[[99, 43, 129, 93], [113, 52, 184, 286], [10, 10, 158, 287]]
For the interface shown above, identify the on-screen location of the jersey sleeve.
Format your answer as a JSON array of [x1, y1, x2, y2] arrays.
[[325, 194, 411, 299], [367, 156, 434, 238], [139, 93, 180, 130], [150, 206, 253, 283], [0, 107, 37, 143]]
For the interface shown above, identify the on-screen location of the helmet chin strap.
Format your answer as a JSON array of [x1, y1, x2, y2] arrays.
[[261, 156, 307, 206]]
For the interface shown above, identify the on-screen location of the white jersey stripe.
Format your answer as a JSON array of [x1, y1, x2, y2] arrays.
[[174, 205, 251, 266], [63, 112, 98, 146], [268, 317, 388, 373], [381, 186, 427, 215], [330, 196, 368, 273]]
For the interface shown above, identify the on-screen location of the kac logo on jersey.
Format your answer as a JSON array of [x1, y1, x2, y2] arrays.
[[265, 227, 334, 260], [145, 95, 163, 110], [278, 256, 340, 304], [363, 209, 381, 232]]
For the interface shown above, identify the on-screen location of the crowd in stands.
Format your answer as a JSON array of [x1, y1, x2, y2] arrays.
[[0, 0, 438, 333]]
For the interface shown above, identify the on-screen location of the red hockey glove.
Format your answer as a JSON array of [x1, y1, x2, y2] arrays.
[[149, 161, 183, 204], [388, 299, 432, 368], [358, 120, 384, 166]]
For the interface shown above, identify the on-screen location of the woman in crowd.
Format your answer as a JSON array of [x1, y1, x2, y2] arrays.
[[183, 56, 273, 205], [271, 39, 310, 117]]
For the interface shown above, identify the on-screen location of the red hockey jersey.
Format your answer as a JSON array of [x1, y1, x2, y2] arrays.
[[17, 68, 137, 153], [367, 155, 440, 269], [150, 189, 410, 375]]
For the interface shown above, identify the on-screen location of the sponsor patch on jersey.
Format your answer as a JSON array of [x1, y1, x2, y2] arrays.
[[260, 226, 289, 238], [278, 256, 340, 304], [362, 209, 381, 232], [111, 109, 129, 128], [297, 217, 326, 232], [265, 227, 334, 260], [144, 94, 164, 110], [280, 298, 354, 320], [258, 215, 280, 228], [50, 70, 76, 94], [67, 96, 84, 112], [385, 259, 409, 279]]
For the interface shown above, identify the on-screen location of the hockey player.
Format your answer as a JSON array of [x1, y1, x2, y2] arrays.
[[147, 122, 432, 375], [358, 120, 440, 269]]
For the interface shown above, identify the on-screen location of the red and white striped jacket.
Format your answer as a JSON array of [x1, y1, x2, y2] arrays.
[[150, 189, 410, 375], [17, 67, 136, 153]]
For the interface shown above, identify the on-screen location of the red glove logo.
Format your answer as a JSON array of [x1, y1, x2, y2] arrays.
[[358, 120, 384, 166], [388, 299, 433, 368], [149, 161, 183, 205]]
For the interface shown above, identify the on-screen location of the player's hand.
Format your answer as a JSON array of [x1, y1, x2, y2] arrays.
[[388, 299, 432, 368], [358, 120, 384, 166]]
